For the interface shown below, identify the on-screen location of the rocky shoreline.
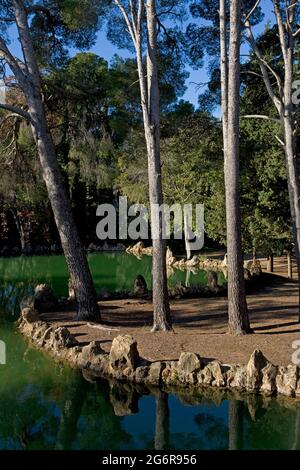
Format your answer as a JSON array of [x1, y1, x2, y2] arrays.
[[18, 306, 300, 400]]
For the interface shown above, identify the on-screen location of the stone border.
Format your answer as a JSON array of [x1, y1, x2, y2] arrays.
[[18, 312, 300, 399]]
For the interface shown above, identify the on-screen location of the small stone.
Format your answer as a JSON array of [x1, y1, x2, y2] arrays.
[[145, 362, 164, 386], [134, 365, 149, 383]]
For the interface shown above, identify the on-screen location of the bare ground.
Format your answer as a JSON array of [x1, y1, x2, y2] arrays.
[[41, 255, 300, 367]]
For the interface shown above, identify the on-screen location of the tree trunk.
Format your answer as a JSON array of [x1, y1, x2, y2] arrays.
[[145, 0, 171, 331], [223, 0, 250, 335], [287, 251, 293, 279], [10, 208, 26, 251], [13, 0, 100, 321], [267, 253, 274, 272], [154, 390, 169, 450]]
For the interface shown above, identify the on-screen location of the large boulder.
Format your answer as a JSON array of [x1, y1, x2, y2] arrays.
[[246, 349, 268, 391], [226, 364, 247, 390], [133, 275, 148, 298], [261, 362, 278, 396], [109, 335, 139, 372], [34, 284, 57, 312], [276, 365, 299, 397], [177, 352, 201, 384]]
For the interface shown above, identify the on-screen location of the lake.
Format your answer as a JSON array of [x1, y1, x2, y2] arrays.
[[0, 254, 299, 450]]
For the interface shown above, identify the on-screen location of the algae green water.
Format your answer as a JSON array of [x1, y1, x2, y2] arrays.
[[0, 254, 299, 450], [0, 253, 225, 318]]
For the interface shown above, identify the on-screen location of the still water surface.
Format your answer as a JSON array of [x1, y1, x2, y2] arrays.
[[0, 254, 299, 450]]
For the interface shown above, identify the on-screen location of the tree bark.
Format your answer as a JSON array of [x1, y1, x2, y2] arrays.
[[12, 0, 100, 321], [144, 0, 171, 330], [222, 0, 250, 335]]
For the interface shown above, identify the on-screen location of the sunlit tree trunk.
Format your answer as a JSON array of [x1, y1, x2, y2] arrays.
[[114, 0, 171, 330], [6, 0, 100, 321], [220, 0, 250, 335]]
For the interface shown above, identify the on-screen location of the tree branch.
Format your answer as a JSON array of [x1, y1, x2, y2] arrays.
[[243, 0, 261, 24], [0, 103, 32, 123], [241, 114, 281, 123]]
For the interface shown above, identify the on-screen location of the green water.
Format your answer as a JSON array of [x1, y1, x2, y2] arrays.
[[0, 321, 299, 450], [0, 253, 225, 319]]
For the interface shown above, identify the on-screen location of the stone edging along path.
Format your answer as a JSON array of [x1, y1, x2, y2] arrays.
[[18, 308, 300, 400]]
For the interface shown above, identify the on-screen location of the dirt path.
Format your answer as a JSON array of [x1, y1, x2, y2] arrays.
[[41, 256, 300, 367]]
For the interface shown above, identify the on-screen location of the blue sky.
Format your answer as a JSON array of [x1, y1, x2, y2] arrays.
[[6, 0, 275, 107]]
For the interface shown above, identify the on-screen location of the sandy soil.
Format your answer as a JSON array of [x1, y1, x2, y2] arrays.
[[41, 255, 300, 367]]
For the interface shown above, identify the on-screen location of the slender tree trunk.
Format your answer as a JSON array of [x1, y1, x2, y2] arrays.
[[222, 0, 250, 335], [13, 0, 100, 321], [145, 0, 171, 331], [10, 208, 26, 251], [267, 252, 274, 272], [287, 251, 293, 279]]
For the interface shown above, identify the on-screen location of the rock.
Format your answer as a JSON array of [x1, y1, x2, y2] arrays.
[[135, 365, 150, 384], [296, 380, 300, 397], [109, 335, 139, 372], [207, 271, 218, 290], [246, 259, 262, 276], [246, 349, 268, 391], [261, 362, 278, 396], [81, 341, 104, 365], [185, 255, 199, 267], [177, 352, 201, 384], [226, 364, 247, 390], [198, 364, 213, 386], [34, 284, 57, 312], [276, 365, 299, 397], [145, 361, 164, 386], [208, 360, 226, 387], [162, 361, 179, 385], [49, 327, 78, 350], [133, 275, 148, 298], [21, 307, 39, 323]]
